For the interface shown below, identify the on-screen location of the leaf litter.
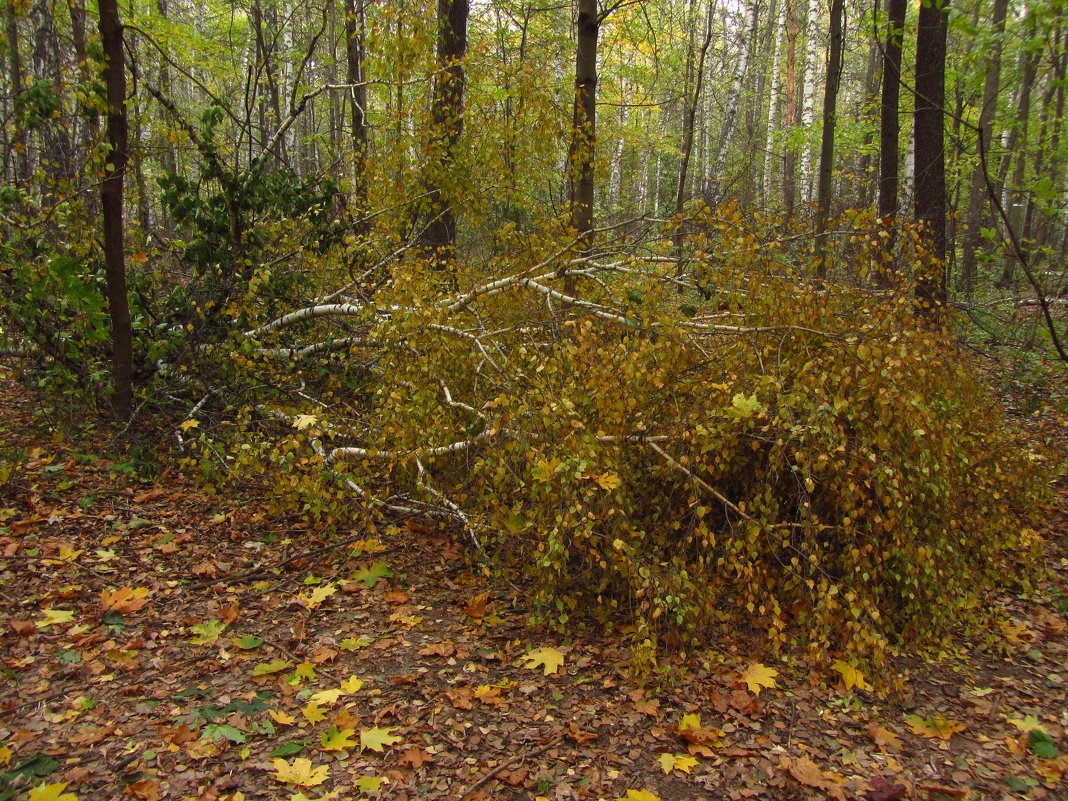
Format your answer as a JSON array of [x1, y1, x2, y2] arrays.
[[0, 373, 1066, 800]]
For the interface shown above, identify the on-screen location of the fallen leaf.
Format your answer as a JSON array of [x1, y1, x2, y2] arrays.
[[614, 791, 662, 801], [302, 703, 326, 724], [252, 658, 292, 677], [125, 778, 160, 800], [868, 725, 903, 751], [657, 753, 698, 775], [399, 746, 433, 769], [832, 659, 871, 692], [781, 755, 847, 801], [339, 675, 364, 693], [360, 727, 401, 752], [905, 712, 966, 741], [320, 726, 357, 752], [298, 584, 337, 610], [188, 619, 227, 645], [38, 609, 76, 629], [28, 784, 78, 801], [99, 587, 149, 614], [740, 662, 778, 695], [309, 689, 342, 706], [272, 757, 329, 787], [522, 646, 565, 676], [270, 710, 297, 726]]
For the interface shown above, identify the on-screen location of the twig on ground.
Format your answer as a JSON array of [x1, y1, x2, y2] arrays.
[[458, 735, 564, 800]]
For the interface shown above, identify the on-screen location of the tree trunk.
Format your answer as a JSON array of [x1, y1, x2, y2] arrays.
[[97, 0, 133, 421], [345, 0, 368, 219], [813, 0, 843, 274], [783, 0, 798, 220], [913, 0, 949, 313], [854, 39, 879, 209], [798, 0, 818, 204], [673, 0, 715, 255], [709, 0, 759, 204], [417, 0, 469, 265], [876, 0, 906, 277], [567, 0, 598, 259], [762, 1, 784, 205], [998, 25, 1037, 287], [6, 0, 29, 183], [958, 0, 1006, 293]]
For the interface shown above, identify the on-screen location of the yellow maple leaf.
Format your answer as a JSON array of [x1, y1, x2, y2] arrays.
[[269, 709, 297, 725], [339, 675, 364, 693], [615, 791, 663, 801], [657, 753, 698, 774], [298, 583, 336, 610], [0, 746, 11, 766], [302, 702, 326, 724], [309, 689, 342, 706], [320, 726, 357, 752], [678, 713, 702, 731], [28, 783, 78, 801], [905, 712, 966, 741], [360, 726, 401, 752], [522, 646, 566, 676], [272, 757, 329, 787], [292, 414, 318, 431], [595, 472, 622, 490], [179, 419, 199, 432], [740, 662, 778, 695], [831, 660, 871, 692]]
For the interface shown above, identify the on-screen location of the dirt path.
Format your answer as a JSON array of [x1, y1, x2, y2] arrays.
[[0, 367, 1065, 801]]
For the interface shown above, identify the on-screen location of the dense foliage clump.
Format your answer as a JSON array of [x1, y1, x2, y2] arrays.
[[187, 216, 1054, 671]]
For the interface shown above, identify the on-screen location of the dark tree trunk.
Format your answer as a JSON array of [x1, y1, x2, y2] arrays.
[[97, 0, 133, 421], [854, 39, 880, 210], [672, 0, 715, 257], [567, 0, 598, 257], [913, 0, 949, 313], [417, 0, 469, 265], [813, 0, 843, 274], [877, 0, 906, 226], [344, 0, 368, 219]]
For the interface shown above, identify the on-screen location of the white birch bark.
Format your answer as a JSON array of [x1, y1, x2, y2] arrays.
[[709, 0, 760, 200], [762, 4, 785, 203], [608, 77, 628, 215]]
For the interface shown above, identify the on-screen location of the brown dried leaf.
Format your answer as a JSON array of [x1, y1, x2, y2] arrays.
[[868, 725, 903, 752], [781, 756, 847, 801]]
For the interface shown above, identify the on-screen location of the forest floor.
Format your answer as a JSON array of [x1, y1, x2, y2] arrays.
[[0, 361, 1065, 801]]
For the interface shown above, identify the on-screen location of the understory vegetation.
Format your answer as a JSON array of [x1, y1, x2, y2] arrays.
[[1, 0, 1064, 682], [2, 183, 1057, 675]]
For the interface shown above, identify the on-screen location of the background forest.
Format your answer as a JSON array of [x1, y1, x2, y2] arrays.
[[0, 0, 1065, 669]]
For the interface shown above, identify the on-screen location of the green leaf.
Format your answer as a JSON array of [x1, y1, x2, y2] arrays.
[[1027, 729, 1059, 759], [269, 740, 306, 758], [352, 561, 392, 588], [233, 635, 264, 650], [188, 619, 227, 645], [203, 723, 246, 744], [355, 775, 385, 794], [252, 658, 292, 677], [320, 726, 357, 752]]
